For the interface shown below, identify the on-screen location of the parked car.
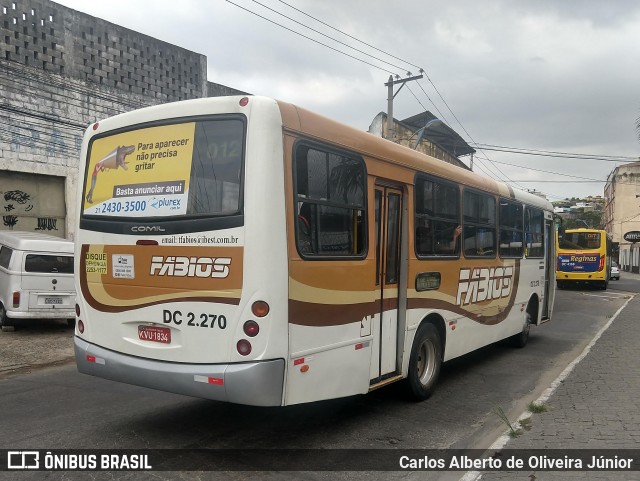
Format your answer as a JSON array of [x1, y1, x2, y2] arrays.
[[610, 261, 620, 281], [0, 231, 76, 329]]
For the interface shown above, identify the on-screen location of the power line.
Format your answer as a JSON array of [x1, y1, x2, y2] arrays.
[[473, 144, 638, 162], [489, 159, 605, 182], [277, 0, 422, 71], [475, 143, 638, 161], [508, 180, 606, 183], [225, 0, 398, 76], [250, 0, 408, 73], [0, 59, 149, 111]]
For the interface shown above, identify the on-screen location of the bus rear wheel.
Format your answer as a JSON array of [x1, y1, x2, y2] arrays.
[[510, 311, 532, 348], [406, 323, 442, 401]]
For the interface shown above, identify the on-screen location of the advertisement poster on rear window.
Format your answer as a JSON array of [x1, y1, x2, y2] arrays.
[[82, 123, 195, 217]]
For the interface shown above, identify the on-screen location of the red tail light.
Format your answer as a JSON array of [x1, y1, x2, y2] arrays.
[[75, 304, 80, 317], [237, 339, 252, 356], [78, 320, 85, 334], [599, 256, 605, 271], [243, 320, 259, 337], [12, 291, 20, 308]]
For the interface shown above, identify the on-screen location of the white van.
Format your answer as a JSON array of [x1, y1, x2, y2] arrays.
[[0, 231, 76, 329]]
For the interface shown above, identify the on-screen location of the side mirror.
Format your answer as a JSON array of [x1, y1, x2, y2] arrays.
[[554, 214, 565, 240]]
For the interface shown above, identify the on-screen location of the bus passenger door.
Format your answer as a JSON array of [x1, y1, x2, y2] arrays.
[[541, 217, 555, 322], [372, 186, 403, 382]]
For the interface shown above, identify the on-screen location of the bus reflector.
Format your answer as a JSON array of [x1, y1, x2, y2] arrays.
[[92, 122, 99, 130], [194, 375, 224, 385], [86, 355, 105, 365], [293, 358, 304, 366], [355, 343, 364, 350], [239, 97, 249, 107], [78, 320, 85, 333]]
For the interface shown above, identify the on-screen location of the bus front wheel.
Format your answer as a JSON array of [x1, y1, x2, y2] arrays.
[[406, 323, 442, 401]]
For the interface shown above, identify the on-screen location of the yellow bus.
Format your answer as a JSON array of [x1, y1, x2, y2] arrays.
[[556, 228, 612, 290], [73, 96, 556, 406]]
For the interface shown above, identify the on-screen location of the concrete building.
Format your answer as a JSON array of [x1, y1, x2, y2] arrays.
[[0, 0, 244, 239], [368, 111, 473, 170], [604, 162, 640, 273]]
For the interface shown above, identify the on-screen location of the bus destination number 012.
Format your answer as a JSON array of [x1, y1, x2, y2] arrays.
[[163, 310, 227, 329]]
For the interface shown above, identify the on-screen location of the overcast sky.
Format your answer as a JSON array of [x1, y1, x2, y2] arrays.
[[55, 0, 640, 202]]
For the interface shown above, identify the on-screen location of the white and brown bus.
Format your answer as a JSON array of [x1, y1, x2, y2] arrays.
[[74, 96, 556, 406]]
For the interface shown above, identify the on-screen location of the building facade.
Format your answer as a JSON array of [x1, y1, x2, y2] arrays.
[[0, 0, 244, 238], [604, 162, 640, 273], [368, 112, 473, 170]]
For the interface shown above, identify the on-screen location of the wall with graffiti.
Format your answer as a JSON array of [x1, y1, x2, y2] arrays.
[[0, 172, 66, 237]]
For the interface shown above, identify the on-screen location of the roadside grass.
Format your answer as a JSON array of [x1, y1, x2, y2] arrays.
[[528, 401, 550, 414], [493, 402, 550, 438]]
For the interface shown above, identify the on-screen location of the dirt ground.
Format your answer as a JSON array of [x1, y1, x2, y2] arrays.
[[0, 319, 75, 379]]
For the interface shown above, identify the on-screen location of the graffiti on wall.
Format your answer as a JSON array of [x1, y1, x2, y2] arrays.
[[1, 189, 60, 232], [9, 126, 82, 157]]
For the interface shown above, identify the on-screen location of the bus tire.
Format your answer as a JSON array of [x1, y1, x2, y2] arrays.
[[406, 323, 442, 401], [510, 310, 532, 348]]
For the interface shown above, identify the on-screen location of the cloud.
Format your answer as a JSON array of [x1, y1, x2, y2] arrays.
[[55, 0, 640, 200]]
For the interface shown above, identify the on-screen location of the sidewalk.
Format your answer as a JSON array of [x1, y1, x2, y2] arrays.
[[475, 272, 640, 481]]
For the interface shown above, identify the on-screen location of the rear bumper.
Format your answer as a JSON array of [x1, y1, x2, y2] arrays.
[[556, 271, 606, 282], [7, 309, 75, 319], [74, 337, 285, 406]]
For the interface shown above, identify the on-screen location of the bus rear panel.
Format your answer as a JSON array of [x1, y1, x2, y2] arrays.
[[74, 97, 289, 406], [556, 229, 610, 289]]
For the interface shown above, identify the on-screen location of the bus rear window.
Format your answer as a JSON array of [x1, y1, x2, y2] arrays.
[[25, 254, 74, 274], [559, 232, 601, 250], [82, 118, 244, 219]]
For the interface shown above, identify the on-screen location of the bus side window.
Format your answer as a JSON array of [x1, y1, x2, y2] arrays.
[[463, 189, 496, 257], [525, 207, 544, 258], [414, 174, 460, 258], [294, 144, 366, 258]]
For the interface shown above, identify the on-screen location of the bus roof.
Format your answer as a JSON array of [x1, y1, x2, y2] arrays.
[[276, 99, 552, 211]]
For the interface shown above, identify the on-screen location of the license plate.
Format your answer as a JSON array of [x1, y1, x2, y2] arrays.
[[44, 297, 63, 305], [138, 325, 171, 344]]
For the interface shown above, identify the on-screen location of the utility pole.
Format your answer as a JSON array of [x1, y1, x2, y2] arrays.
[[385, 74, 423, 141]]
